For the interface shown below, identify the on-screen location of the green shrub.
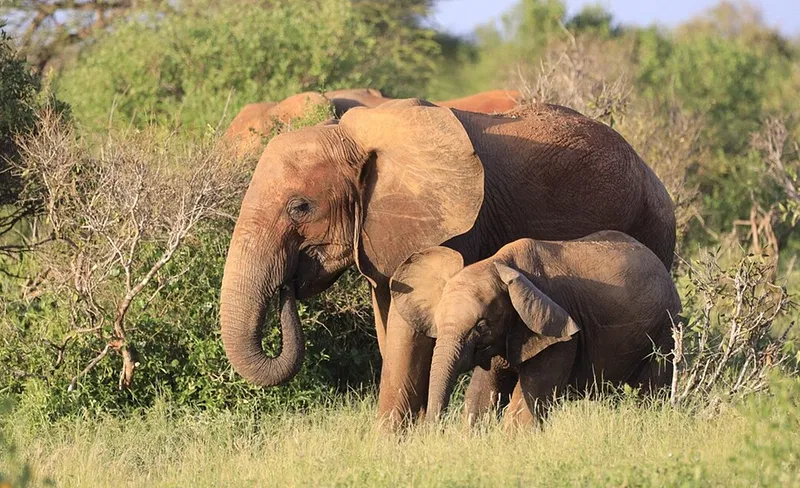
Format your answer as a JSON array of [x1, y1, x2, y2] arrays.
[[55, 0, 440, 134], [1, 237, 377, 418], [0, 111, 378, 419], [0, 26, 68, 243], [0, 28, 39, 162]]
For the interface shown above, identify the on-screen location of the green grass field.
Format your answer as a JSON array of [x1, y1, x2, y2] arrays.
[[3, 378, 799, 487]]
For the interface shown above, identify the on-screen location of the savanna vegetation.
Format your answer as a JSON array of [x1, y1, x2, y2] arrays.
[[1, 0, 799, 485]]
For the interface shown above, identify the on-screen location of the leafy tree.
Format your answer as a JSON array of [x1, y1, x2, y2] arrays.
[[565, 4, 620, 38], [55, 0, 441, 133], [0, 25, 67, 250], [517, 0, 566, 44]]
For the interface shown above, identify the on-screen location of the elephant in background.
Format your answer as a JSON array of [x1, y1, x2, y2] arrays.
[[436, 89, 522, 114], [324, 88, 393, 115], [218, 99, 676, 428], [223, 89, 377, 157], [222, 89, 525, 156], [390, 231, 680, 427]]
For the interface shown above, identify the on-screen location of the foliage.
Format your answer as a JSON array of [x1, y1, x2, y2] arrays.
[[1, 0, 800, 453], [751, 116, 800, 227], [0, 28, 39, 162], [54, 0, 440, 133], [1, 0, 174, 70], [0, 110, 378, 417], [0, 25, 68, 247]]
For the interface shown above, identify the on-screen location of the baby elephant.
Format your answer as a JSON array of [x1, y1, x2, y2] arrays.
[[389, 231, 681, 426]]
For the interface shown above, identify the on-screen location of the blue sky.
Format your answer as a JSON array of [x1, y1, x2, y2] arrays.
[[431, 0, 800, 37]]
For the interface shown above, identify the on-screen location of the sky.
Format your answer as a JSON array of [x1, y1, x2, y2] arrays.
[[430, 0, 800, 37]]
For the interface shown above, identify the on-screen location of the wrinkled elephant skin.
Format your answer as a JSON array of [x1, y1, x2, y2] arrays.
[[219, 99, 676, 426], [390, 231, 680, 425]]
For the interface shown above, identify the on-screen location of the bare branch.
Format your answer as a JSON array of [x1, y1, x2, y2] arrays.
[[68, 343, 110, 392], [671, 248, 795, 408], [12, 110, 250, 391]]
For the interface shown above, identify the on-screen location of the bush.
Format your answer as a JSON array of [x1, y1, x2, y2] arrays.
[[0, 111, 378, 418], [671, 248, 796, 408], [0, 26, 68, 244], [0, 29, 39, 162], [55, 0, 440, 134]]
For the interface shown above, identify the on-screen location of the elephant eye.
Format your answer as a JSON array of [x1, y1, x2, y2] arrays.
[[475, 319, 490, 336], [287, 197, 313, 221]]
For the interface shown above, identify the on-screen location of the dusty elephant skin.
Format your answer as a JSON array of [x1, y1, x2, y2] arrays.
[[218, 99, 676, 424], [222, 89, 392, 155], [222, 89, 524, 156], [435, 89, 522, 114], [390, 231, 681, 426]]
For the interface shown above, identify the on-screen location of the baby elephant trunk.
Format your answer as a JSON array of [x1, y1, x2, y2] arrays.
[[426, 340, 465, 422]]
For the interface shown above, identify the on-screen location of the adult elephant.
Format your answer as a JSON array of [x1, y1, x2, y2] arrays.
[[223, 89, 392, 155], [324, 88, 392, 115], [436, 89, 522, 114], [223, 89, 524, 156], [219, 99, 675, 426]]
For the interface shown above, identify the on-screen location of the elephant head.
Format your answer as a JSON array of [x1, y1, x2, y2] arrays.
[[223, 92, 331, 157], [221, 100, 484, 386], [390, 247, 579, 420]]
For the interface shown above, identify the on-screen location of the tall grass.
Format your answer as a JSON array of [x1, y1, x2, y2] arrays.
[[3, 376, 799, 487]]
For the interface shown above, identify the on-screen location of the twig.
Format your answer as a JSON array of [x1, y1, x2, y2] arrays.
[[68, 343, 111, 392]]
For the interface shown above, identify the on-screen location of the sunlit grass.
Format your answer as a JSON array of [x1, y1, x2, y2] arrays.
[[4, 379, 799, 487]]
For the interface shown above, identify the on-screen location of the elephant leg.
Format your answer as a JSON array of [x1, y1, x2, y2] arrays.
[[503, 381, 535, 432], [464, 359, 518, 426], [370, 285, 391, 357], [513, 339, 577, 427], [377, 300, 435, 430]]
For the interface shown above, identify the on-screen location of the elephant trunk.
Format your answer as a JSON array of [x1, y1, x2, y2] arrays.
[[426, 339, 465, 422], [220, 234, 304, 387]]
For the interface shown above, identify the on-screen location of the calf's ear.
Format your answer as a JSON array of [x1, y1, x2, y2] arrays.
[[389, 247, 464, 338], [494, 263, 579, 365]]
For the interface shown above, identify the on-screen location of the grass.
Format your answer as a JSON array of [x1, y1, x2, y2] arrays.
[[3, 378, 800, 487]]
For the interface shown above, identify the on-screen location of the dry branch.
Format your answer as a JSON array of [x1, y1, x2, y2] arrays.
[[13, 110, 250, 391], [670, 249, 795, 408]]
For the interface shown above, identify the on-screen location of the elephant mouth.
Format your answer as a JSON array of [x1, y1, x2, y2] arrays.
[[294, 251, 349, 299], [473, 342, 504, 371], [473, 346, 494, 371], [295, 272, 346, 299]]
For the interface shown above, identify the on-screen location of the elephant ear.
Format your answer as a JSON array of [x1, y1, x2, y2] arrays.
[[494, 263, 580, 365], [339, 99, 484, 283], [389, 247, 465, 338]]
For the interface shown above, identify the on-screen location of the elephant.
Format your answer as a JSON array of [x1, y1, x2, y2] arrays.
[[223, 89, 524, 156], [436, 89, 522, 114], [223, 91, 330, 156], [389, 231, 681, 427], [219, 98, 676, 428], [223, 88, 398, 155], [324, 88, 393, 116]]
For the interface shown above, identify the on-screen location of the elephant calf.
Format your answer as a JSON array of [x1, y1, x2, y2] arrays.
[[389, 231, 681, 426]]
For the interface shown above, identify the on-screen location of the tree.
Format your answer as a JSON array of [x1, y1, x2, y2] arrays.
[[1, 0, 175, 70], [12, 111, 249, 390], [54, 0, 441, 133], [0, 25, 67, 254]]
